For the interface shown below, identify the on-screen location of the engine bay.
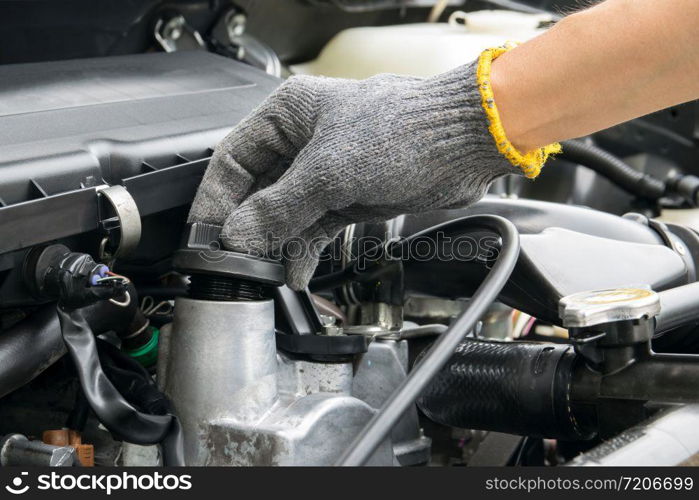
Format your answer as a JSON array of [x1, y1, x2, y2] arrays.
[[2, 0, 699, 469]]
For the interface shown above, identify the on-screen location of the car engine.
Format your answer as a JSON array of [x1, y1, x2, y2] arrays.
[[1, 0, 699, 468]]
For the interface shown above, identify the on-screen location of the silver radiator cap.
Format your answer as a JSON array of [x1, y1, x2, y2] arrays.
[[559, 286, 660, 328]]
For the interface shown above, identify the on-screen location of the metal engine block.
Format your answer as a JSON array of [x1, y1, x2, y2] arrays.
[[160, 297, 429, 466]]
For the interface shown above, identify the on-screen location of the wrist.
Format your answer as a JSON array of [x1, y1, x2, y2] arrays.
[[478, 44, 561, 178], [490, 53, 533, 152]]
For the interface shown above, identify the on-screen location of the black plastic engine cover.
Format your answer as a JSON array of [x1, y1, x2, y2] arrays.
[[0, 51, 279, 259]]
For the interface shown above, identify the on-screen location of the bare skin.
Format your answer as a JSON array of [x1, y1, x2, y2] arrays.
[[491, 0, 699, 153]]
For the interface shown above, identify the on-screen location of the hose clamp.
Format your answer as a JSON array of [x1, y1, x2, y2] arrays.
[[97, 185, 142, 260]]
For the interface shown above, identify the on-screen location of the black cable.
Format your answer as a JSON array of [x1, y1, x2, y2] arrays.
[[96, 339, 173, 416], [96, 339, 186, 467], [336, 215, 520, 466], [57, 306, 185, 466]]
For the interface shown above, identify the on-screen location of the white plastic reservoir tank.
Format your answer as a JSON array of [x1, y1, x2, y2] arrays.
[[291, 10, 552, 79]]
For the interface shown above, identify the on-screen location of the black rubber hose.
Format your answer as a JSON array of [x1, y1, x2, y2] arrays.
[[416, 339, 594, 440], [0, 293, 142, 401], [0, 305, 66, 400], [560, 140, 666, 200], [337, 215, 520, 466], [57, 306, 184, 466]]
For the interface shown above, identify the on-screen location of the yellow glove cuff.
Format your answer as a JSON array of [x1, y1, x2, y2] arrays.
[[476, 44, 561, 179]]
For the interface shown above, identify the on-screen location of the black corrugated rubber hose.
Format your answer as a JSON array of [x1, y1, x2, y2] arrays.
[[417, 338, 594, 440], [560, 140, 666, 200]]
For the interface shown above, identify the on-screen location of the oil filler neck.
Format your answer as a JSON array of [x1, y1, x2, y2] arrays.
[[173, 222, 285, 301]]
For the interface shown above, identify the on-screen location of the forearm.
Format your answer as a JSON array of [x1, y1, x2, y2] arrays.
[[491, 0, 699, 152]]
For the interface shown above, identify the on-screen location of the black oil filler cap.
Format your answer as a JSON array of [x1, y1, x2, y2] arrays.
[[172, 222, 285, 286]]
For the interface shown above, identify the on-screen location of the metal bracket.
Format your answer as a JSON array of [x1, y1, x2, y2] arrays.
[[97, 185, 142, 260], [154, 14, 205, 53], [210, 9, 282, 77]]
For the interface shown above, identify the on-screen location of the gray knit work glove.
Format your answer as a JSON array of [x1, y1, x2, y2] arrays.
[[189, 55, 554, 290]]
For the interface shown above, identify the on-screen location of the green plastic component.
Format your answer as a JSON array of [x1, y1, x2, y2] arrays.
[[124, 327, 159, 367]]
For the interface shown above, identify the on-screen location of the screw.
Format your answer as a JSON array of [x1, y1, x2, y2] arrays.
[[675, 240, 686, 255], [321, 325, 343, 336], [228, 13, 247, 38], [163, 16, 185, 41]]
